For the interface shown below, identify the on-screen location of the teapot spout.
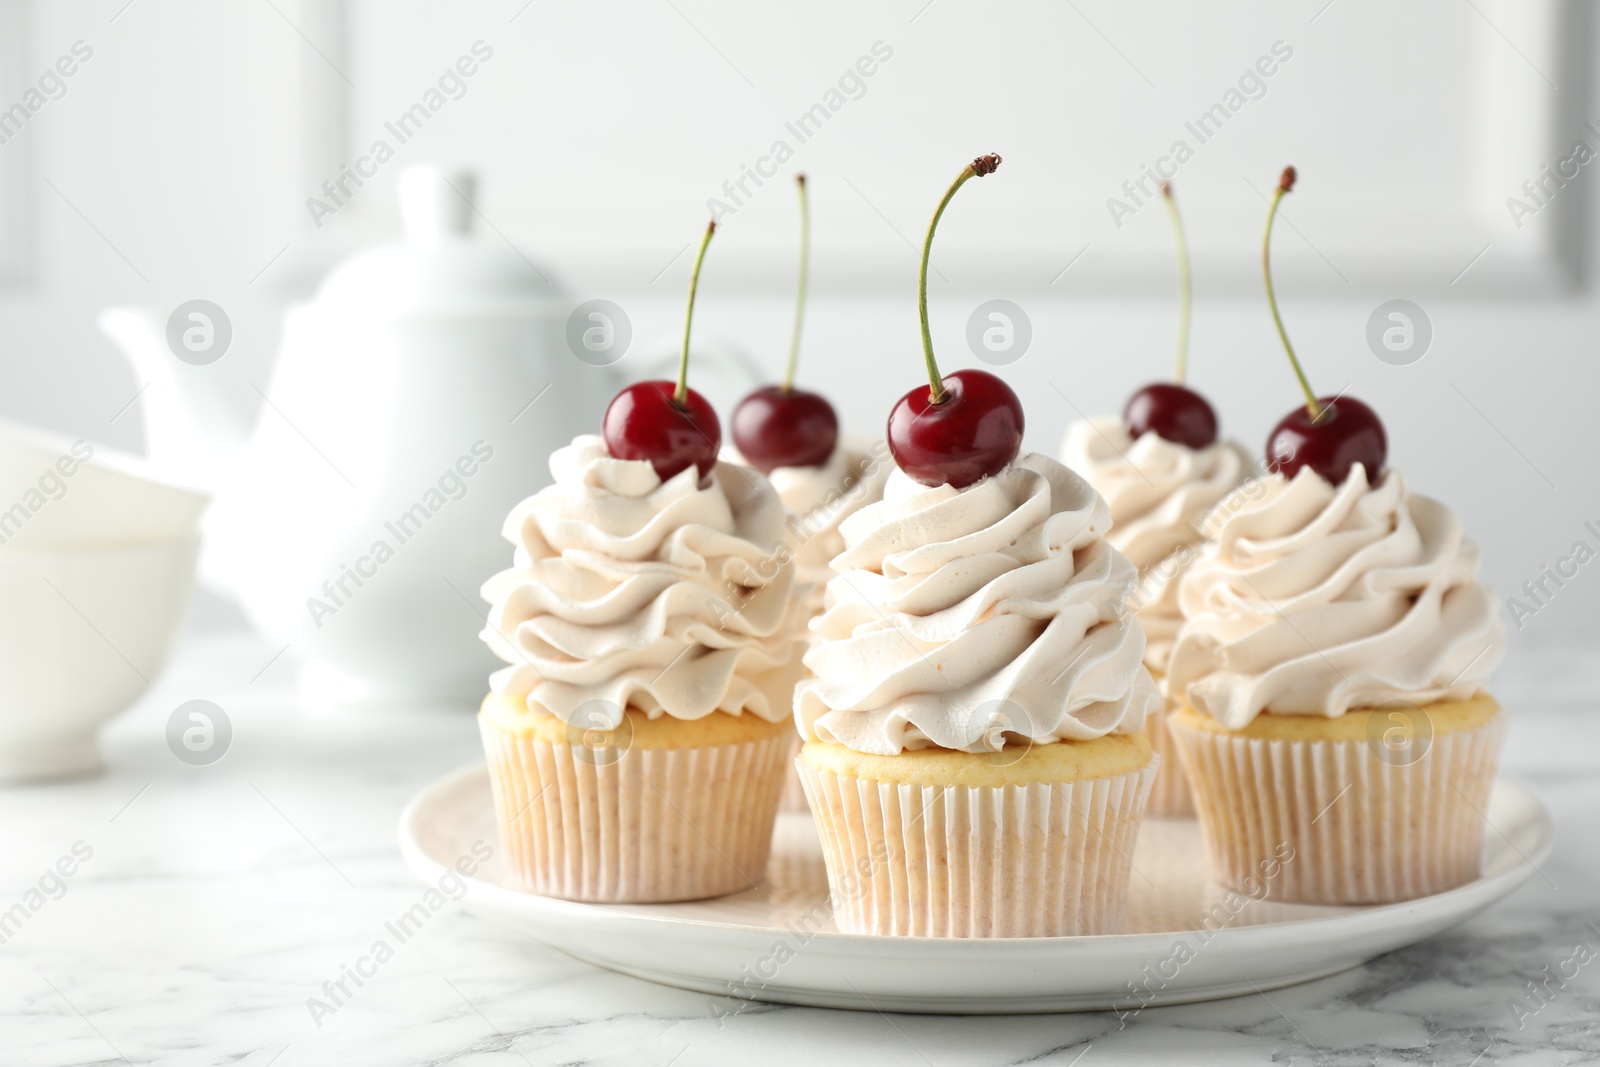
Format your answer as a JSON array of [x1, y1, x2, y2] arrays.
[[98, 306, 255, 496]]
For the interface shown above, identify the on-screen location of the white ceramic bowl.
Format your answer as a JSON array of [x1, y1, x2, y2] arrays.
[[0, 537, 200, 782], [0, 419, 209, 549]]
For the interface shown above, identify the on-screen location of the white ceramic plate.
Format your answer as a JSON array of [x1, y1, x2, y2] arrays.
[[399, 765, 1552, 1013]]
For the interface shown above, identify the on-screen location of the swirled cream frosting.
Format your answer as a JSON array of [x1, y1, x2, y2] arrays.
[[1062, 417, 1250, 673], [757, 436, 892, 630], [481, 435, 802, 727], [796, 452, 1159, 755], [1166, 465, 1505, 729]]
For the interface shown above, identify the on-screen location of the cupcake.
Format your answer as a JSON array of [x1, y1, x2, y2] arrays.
[[727, 437, 892, 810], [477, 218, 806, 903], [1165, 164, 1508, 905], [796, 453, 1161, 937], [478, 435, 805, 902], [1062, 416, 1248, 814], [1165, 464, 1506, 904], [793, 152, 1157, 936], [725, 176, 895, 811], [762, 437, 893, 631], [1058, 180, 1251, 816]]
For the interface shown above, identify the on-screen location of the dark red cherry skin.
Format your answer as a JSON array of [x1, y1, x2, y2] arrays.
[[1123, 382, 1218, 450], [602, 380, 721, 482], [887, 368, 1024, 488], [1266, 395, 1387, 486], [731, 385, 838, 473]]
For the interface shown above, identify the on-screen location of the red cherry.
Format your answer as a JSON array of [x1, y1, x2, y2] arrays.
[[888, 369, 1023, 488], [604, 220, 721, 481], [602, 380, 721, 482], [1257, 168, 1387, 485], [1123, 382, 1218, 449], [731, 386, 838, 473], [733, 175, 839, 475], [892, 154, 1014, 489], [1266, 395, 1386, 485]]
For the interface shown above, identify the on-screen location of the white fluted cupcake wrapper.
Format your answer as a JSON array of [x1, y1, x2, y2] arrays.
[[481, 722, 790, 903], [779, 743, 810, 813], [1145, 703, 1195, 817], [1169, 714, 1508, 905], [797, 756, 1158, 937], [779, 668, 816, 814]]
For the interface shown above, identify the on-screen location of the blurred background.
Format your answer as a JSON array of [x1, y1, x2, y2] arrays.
[[1, 0, 1594, 656]]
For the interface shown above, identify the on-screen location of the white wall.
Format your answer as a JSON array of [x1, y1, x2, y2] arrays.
[[0, 0, 1595, 646]]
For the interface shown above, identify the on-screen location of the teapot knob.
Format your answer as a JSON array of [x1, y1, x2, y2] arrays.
[[398, 165, 475, 245]]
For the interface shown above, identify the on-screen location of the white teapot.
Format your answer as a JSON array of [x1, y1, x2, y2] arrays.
[[101, 167, 619, 704]]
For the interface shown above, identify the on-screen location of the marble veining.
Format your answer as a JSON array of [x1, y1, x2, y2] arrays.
[[2, 629, 1596, 1066]]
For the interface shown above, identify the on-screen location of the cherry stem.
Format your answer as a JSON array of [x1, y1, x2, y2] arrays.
[[1262, 166, 1321, 420], [919, 153, 1001, 404], [783, 174, 808, 393], [677, 219, 716, 406], [1163, 182, 1191, 386]]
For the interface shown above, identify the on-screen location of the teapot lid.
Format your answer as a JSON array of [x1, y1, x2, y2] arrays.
[[312, 166, 561, 316]]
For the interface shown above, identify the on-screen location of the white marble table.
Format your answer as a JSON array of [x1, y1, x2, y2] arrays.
[[3, 628, 1596, 1066]]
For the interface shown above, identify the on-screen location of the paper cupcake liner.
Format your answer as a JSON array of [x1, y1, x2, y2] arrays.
[[779, 666, 815, 813], [1169, 712, 1508, 905], [797, 755, 1158, 937], [779, 744, 810, 813], [1145, 703, 1195, 817], [481, 721, 791, 903]]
